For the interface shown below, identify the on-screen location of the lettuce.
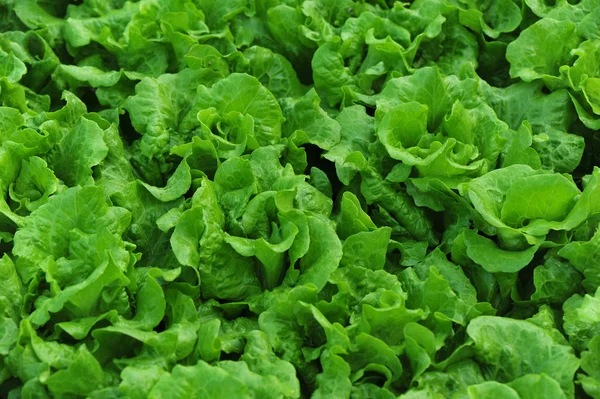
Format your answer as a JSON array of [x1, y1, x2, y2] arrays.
[[0, 0, 599, 398]]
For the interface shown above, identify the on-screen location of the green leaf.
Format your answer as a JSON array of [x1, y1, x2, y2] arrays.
[[336, 191, 377, 240], [483, 82, 576, 134], [460, 0, 522, 38], [508, 374, 567, 399], [559, 228, 600, 292], [140, 158, 192, 202], [111, 181, 182, 269], [467, 316, 580, 396], [341, 227, 391, 270], [579, 334, 600, 398], [531, 256, 582, 304], [148, 361, 251, 399], [9, 156, 59, 213], [297, 216, 343, 290], [532, 130, 585, 173], [466, 382, 521, 398], [563, 288, 600, 351], [119, 365, 168, 399], [0, 49, 26, 83], [501, 122, 542, 169], [0, 254, 24, 324], [239, 46, 306, 99], [378, 67, 451, 131], [313, 348, 352, 399], [240, 331, 300, 398], [171, 207, 205, 269], [194, 73, 285, 147], [13, 186, 131, 283], [312, 41, 356, 107], [361, 170, 438, 245], [463, 231, 540, 272], [506, 18, 580, 89], [123, 69, 207, 161], [500, 174, 579, 228], [281, 88, 341, 150], [1, 1, 600, 397], [47, 117, 109, 187], [324, 106, 376, 185], [46, 345, 105, 397]]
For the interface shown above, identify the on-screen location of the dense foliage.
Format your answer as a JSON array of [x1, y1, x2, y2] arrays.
[[1, 0, 600, 397]]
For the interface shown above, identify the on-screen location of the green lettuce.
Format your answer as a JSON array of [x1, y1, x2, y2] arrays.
[[1, 0, 599, 398]]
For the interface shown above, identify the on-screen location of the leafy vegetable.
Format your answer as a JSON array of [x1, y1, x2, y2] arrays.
[[0, 0, 599, 398]]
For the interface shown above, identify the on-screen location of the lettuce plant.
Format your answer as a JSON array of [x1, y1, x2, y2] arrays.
[[0, 0, 600, 398]]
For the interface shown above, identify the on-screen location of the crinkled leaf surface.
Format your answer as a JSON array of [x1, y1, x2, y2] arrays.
[[0, 1, 599, 398]]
